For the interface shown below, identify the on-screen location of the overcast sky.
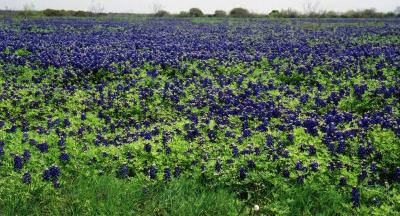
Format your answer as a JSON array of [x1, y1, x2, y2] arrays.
[[1, 0, 399, 13]]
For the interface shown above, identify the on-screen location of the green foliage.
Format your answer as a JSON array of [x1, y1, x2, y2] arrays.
[[154, 10, 170, 17], [229, 8, 251, 18], [189, 8, 204, 17], [214, 10, 227, 17], [42, 9, 104, 17], [0, 176, 243, 215], [14, 48, 31, 56], [267, 183, 350, 215]]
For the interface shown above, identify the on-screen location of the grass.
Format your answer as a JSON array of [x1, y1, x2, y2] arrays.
[[0, 175, 244, 216]]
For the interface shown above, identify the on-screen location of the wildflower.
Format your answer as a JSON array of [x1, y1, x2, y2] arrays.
[[239, 166, 246, 179], [296, 175, 304, 184], [14, 155, 23, 171], [283, 169, 290, 178], [37, 142, 49, 153], [351, 187, 360, 207], [295, 160, 303, 171], [22, 172, 31, 184], [59, 152, 70, 162], [144, 144, 152, 153], [174, 166, 181, 178], [339, 177, 347, 186], [247, 160, 256, 169], [215, 160, 222, 172], [164, 168, 171, 181], [310, 161, 319, 171], [149, 165, 157, 179], [23, 150, 31, 162], [253, 205, 260, 211], [119, 164, 129, 178]]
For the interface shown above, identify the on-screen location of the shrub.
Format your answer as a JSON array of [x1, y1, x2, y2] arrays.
[[189, 8, 203, 17], [177, 11, 190, 17], [214, 10, 227, 17], [268, 10, 280, 18], [154, 10, 170, 17], [229, 8, 250, 17]]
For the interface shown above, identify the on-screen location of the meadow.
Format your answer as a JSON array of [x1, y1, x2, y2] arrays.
[[0, 17, 399, 215]]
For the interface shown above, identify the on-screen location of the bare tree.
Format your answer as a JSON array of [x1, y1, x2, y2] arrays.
[[302, 0, 320, 15], [23, 3, 35, 17], [395, 6, 400, 15], [89, 0, 105, 14], [23, 3, 35, 12], [152, 1, 164, 14]]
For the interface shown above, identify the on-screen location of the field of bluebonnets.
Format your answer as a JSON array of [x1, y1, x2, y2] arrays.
[[0, 17, 399, 215]]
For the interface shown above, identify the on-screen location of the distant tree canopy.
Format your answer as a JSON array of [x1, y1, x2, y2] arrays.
[[189, 8, 203, 17], [268, 10, 280, 18], [177, 11, 189, 17], [267, 8, 399, 18], [2, 6, 400, 18], [229, 8, 251, 17], [42, 9, 103, 17], [154, 10, 170, 17], [214, 10, 227, 17]]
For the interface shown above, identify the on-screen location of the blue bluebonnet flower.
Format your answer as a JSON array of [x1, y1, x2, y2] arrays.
[[328, 161, 335, 171], [339, 177, 347, 186], [59, 152, 70, 162], [239, 166, 246, 179], [308, 145, 316, 156], [119, 164, 129, 178], [337, 141, 346, 154], [310, 161, 319, 171], [201, 164, 206, 172], [126, 151, 133, 159], [144, 144, 152, 153], [358, 170, 368, 182], [23, 150, 31, 162], [282, 170, 290, 178], [81, 113, 86, 120], [42, 169, 52, 181], [265, 135, 273, 147], [215, 160, 222, 173], [174, 166, 181, 178], [165, 146, 171, 155], [358, 146, 367, 159], [242, 129, 251, 138], [208, 129, 217, 142], [53, 180, 61, 189], [395, 167, 400, 183], [22, 172, 32, 184], [149, 165, 157, 180], [303, 118, 318, 136], [37, 142, 49, 153], [296, 175, 304, 184], [14, 155, 23, 171], [58, 138, 66, 147], [295, 160, 303, 171], [351, 187, 360, 207], [164, 168, 171, 181], [247, 160, 256, 169], [49, 165, 61, 178], [232, 145, 239, 157], [370, 162, 377, 173]]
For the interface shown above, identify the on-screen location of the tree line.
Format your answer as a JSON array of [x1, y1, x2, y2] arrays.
[[156, 7, 400, 18], [1, 7, 399, 18]]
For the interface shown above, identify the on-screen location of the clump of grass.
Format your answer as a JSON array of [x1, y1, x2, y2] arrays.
[[0, 175, 244, 215], [265, 183, 351, 215]]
